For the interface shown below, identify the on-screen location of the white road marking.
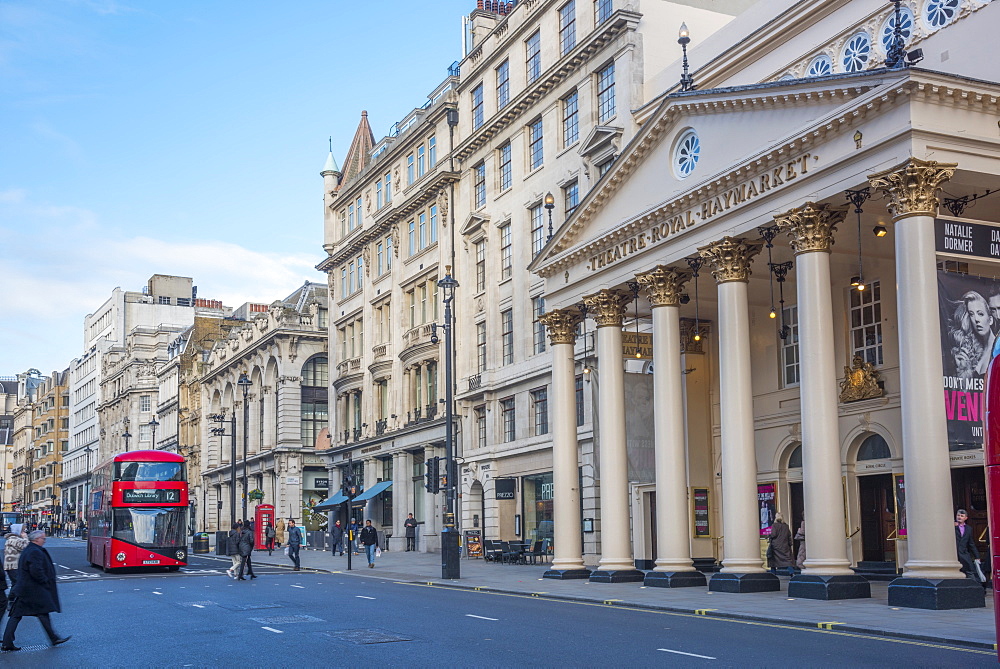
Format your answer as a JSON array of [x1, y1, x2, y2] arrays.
[[290, 585, 305, 589], [58, 564, 70, 569], [466, 614, 498, 621], [261, 627, 284, 634], [657, 648, 716, 660], [152, 592, 163, 596], [73, 569, 89, 574], [356, 596, 375, 600], [191, 604, 205, 609]]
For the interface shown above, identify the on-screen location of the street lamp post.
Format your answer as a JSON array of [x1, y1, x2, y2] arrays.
[[678, 23, 695, 92], [436, 267, 460, 580], [209, 410, 238, 528], [238, 371, 252, 523], [122, 417, 132, 452], [148, 416, 159, 449], [544, 192, 555, 241]]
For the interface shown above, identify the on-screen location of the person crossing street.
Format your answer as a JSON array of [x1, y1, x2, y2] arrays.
[[286, 519, 302, 571], [2, 531, 70, 651], [225, 523, 242, 579], [360, 520, 378, 568], [237, 522, 256, 580]]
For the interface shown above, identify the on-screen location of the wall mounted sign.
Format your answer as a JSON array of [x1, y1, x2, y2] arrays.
[[758, 482, 777, 537], [692, 487, 710, 538], [495, 478, 516, 500], [622, 332, 653, 359], [935, 218, 1000, 261]]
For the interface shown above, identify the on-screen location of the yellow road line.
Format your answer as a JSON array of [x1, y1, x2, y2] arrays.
[[817, 622, 844, 630]]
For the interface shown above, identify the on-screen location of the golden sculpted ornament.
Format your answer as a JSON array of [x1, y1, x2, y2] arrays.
[[839, 354, 884, 403]]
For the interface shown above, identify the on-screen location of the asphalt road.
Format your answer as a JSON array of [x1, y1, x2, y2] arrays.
[[0, 538, 993, 667]]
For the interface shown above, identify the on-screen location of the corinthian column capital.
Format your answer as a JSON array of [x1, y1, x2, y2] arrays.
[[582, 289, 630, 327], [635, 265, 691, 307], [539, 309, 583, 346], [774, 202, 846, 255], [868, 157, 957, 220], [698, 236, 763, 284]]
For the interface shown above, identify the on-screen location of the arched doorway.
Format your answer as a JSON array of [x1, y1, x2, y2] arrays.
[[855, 434, 897, 565], [468, 481, 485, 534]]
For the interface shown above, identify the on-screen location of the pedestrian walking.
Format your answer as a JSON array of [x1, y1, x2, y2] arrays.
[[360, 520, 378, 568], [4, 524, 28, 587], [0, 563, 8, 631], [955, 509, 985, 584], [794, 520, 807, 572], [331, 520, 345, 556], [274, 518, 286, 548], [767, 513, 794, 577], [265, 523, 276, 556], [404, 513, 417, 552], [237, 523, 256, 580], [2, 531, 70, 651], [349, 518, 360, 555], [225, 523, 242, 579], [286, 519, 302, 571]]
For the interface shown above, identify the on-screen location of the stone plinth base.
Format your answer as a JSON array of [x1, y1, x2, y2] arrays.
[[644, 570, 707, 588], [788, 574, 871, 600], [589, 569, 645, 583], [543, 568, 592, 580], [887, 577, 985, 610], [709, 572, 780, 593]]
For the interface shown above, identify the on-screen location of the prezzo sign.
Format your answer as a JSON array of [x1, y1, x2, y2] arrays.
[[495, 478, 516, 500]]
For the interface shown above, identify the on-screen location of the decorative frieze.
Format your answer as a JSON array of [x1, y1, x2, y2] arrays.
[[868, 157, 956, 220], [539, 309, 583, 345], [635, 265, 691, 307], [582, 289, 630, 327], [698, 237, 763, 284], [774, 202, 846, 255]]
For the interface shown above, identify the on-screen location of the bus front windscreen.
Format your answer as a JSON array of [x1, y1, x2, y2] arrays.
[[113, 507, 186, 547]]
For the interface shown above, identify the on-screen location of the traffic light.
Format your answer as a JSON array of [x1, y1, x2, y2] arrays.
[[425, 457, 440, 493], [343, 475, 356, 499]]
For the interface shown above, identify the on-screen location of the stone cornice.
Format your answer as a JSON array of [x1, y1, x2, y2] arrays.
[[454, 10, 640, 164], [531, 74, 919, 279], [320, 170, 459, 271]]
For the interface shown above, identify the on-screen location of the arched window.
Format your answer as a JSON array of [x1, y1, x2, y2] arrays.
[[788, 445, 802, 469], [301, 356, 329, 448], [857, 434, 891, 460]]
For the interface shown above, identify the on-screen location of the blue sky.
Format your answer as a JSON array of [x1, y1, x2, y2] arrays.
[[0, 0, 470, 374]]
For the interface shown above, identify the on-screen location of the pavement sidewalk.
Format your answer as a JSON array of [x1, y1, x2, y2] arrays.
[[240, 545, 997, 650]]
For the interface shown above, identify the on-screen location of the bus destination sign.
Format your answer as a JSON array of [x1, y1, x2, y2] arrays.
[[122, 489, 181, 504]]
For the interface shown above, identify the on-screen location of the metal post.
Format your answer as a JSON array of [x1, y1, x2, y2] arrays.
[[346, 451, 355, 572], [242, 390, 249, 522], [230, 412, 237, 528], [439, 270, 460, 579]]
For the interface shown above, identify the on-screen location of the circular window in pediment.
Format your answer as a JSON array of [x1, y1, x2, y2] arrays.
[[841, 32, 872, 73], [807, 54, 832, 77], [925, 0, 960, 29], [673, 129, 700, 179]]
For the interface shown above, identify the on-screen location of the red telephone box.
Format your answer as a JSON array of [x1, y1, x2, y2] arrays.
[[255, 504, 275, 551], [984, 355, 1000, 659]]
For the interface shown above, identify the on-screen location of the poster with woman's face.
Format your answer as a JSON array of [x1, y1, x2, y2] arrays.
[[938, 271, 1000, 447], [757, 483, 777, 537]]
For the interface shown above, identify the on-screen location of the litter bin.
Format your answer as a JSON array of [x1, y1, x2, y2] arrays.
[[193, 532, 210, 554], [215, 530, 229, 556]]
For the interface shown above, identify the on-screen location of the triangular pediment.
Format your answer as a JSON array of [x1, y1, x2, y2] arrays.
[[530, 69, 904, 275], [578, 125, 624, 162], [460, 211, 491, 237]]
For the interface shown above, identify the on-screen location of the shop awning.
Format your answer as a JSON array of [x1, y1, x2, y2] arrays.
[[351, 480, 393, 502], [313, 491, 348, 511]]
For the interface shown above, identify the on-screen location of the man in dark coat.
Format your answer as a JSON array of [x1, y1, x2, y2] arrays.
[[2, 531, 69, 651], [360, 520, 378, 568], [225, 523, 242, 579], [404, 513, 417, 552], [955, 509, 983, 582], [237, 523, 256, 581], [330, 520, 345, 556], [767, 513, 795, 576]]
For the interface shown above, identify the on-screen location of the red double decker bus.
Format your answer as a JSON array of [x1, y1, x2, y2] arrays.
[[87, 450, 189, 572]]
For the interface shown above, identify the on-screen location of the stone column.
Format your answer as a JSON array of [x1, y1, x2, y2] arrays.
[[392, 452, 409, 552], [539, 308, 590, 579], [869, 158, 983, 609], [700, 237, 778, 593], [635, 266, 706, 588], [777, 203, 871, 600], [582, 289, 644, 582]]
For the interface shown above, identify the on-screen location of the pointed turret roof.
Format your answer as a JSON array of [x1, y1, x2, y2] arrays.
[[321, 151, 340, 175], [340, 111, 375, 184]]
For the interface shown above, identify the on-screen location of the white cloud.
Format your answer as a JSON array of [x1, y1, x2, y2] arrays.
[[0, 189, 322, 373]]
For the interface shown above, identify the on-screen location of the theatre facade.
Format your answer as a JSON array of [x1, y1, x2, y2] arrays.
[[529, 1, 1000, 608]]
